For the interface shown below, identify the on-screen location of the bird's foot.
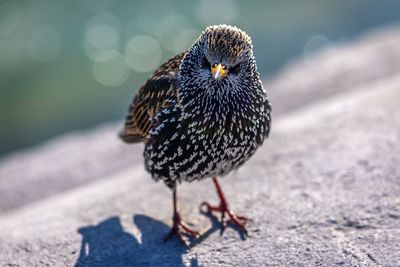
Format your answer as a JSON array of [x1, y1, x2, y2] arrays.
[[200, 201, 249, 235], [165, 212, 199, 246]]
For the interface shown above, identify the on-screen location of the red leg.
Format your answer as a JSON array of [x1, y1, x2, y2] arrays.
[[201, 177, 249, 234], [165, 188, 199, 245]]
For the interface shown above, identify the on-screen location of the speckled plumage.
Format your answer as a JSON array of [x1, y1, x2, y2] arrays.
[[120, 25, 271, 189]]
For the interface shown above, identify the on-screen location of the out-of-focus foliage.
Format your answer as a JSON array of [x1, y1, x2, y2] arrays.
[[0, 0, 399, 157]]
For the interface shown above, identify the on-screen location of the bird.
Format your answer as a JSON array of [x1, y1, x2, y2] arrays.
[[120, 24, 271, 245]]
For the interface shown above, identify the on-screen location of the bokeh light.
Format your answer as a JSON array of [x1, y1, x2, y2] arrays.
[[0, 1, 21, 37], [84, 12, 122, 59], [26, 26, 62, 63], [125, 35, 162, 73], [87, 25, 119, 50], [303, 35, 335, 61], [92, 50, 130, 87]]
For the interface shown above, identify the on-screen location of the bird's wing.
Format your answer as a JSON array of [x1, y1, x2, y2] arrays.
[[119, 52, 186, 143]]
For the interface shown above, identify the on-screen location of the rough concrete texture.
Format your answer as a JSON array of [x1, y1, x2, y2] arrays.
[[1, 26, 400, 266]]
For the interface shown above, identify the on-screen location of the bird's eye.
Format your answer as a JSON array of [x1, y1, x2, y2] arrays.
[[201, 57, 211, 69], [229, 63, 241, 75]]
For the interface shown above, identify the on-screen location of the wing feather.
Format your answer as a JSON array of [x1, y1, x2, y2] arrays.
[[119, 52, 186, 143]]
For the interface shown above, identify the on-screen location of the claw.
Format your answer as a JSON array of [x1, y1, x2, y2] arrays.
[[200, 177, 251, 235], [201, 201, 249, 235], [165, 212, 199, 246]]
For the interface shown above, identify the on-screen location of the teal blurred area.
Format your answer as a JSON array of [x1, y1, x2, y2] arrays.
[[1, 0, 399, 157]]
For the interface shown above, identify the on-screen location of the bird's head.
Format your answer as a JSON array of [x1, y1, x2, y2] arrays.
[[179, 25, 258, 98]]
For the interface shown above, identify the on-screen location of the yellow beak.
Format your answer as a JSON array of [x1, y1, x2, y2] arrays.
[[211, 63, 227, 79]]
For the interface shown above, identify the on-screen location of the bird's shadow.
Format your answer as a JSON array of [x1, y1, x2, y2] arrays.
[[75, 215, 193, 267], [75, 212, 246, 266]]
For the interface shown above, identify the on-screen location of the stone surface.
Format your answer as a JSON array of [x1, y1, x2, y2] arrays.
[[269, 26, 400, 116], [1, 26, 400, 266]]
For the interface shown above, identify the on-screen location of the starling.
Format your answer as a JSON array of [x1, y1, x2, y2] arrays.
[[120, 25, 271, 244]]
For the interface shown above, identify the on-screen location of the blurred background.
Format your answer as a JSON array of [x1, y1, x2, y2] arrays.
[[1, 0, 400, 158]]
